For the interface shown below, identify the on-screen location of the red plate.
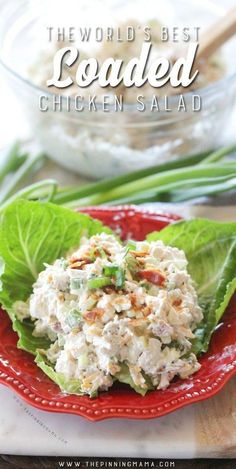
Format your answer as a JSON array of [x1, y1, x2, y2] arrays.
[[0, 206, 236, 421]]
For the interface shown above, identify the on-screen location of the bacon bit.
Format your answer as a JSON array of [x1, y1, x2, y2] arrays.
[[138, 269, 165, 286], [173, 298, 182, 307], [83, 308, 104, 323], [83, 310, 96, 323], [94, 308, 105, 319]]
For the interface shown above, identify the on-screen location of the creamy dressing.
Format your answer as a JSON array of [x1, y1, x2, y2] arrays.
[[16, 233, 203, 395]]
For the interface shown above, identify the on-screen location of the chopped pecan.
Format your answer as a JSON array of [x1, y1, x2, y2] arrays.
[[70, 258, 93, 269], [130, 250, 148, 258]]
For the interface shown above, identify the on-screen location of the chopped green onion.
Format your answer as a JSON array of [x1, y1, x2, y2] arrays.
[[88, 247, 96, 261], [115, 268, 125, 288], [59, 259, 68, 270], [126, 241, 137, 251], [65, 309, 82, 329], [70, 278, 84, 291], [87, 276, 112, 289], [103, 265, 125, 288], [125, 253, 139, 273], [78, 354, 89, 366], [103, 264, 119, 276]]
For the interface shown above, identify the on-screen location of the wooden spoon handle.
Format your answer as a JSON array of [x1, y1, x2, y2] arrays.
[[197, 6, 236, 62]]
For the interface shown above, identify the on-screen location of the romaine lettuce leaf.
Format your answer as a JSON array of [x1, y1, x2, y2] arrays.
[[36, 357, 152, 396], [147, 219, 236, 354], [13, 318, 51, 354], [115, 363, 153, 396], [36, 353, 84, 396], [0, 199, 111, 353], [36, 355, 151, 397]]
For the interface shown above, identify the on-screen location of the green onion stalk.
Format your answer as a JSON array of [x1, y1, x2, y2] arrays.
[[69, 164, 236, 207], [0, 145, 235, 211]]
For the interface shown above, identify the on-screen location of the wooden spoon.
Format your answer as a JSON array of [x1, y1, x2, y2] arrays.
[[197, 6, 236, 63]]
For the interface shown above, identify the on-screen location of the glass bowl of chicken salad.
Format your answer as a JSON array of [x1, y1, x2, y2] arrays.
[[0, 0, 236, 179]]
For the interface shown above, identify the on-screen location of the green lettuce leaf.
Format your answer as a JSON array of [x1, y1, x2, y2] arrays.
[[0, 199, 111, 354], [115, 363, 154, 396], [13, 318, 51, 354], [36, 355, 150, 397], [147, 219, 236, 354], [35, 353, 84, 396], [37, 358, 153, 396]]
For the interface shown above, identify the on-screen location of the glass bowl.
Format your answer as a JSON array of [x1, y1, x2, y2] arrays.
[[0, 0, 236, 179]]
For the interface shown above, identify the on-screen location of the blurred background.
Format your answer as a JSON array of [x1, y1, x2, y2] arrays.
[[0, 0, 236, 214]]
